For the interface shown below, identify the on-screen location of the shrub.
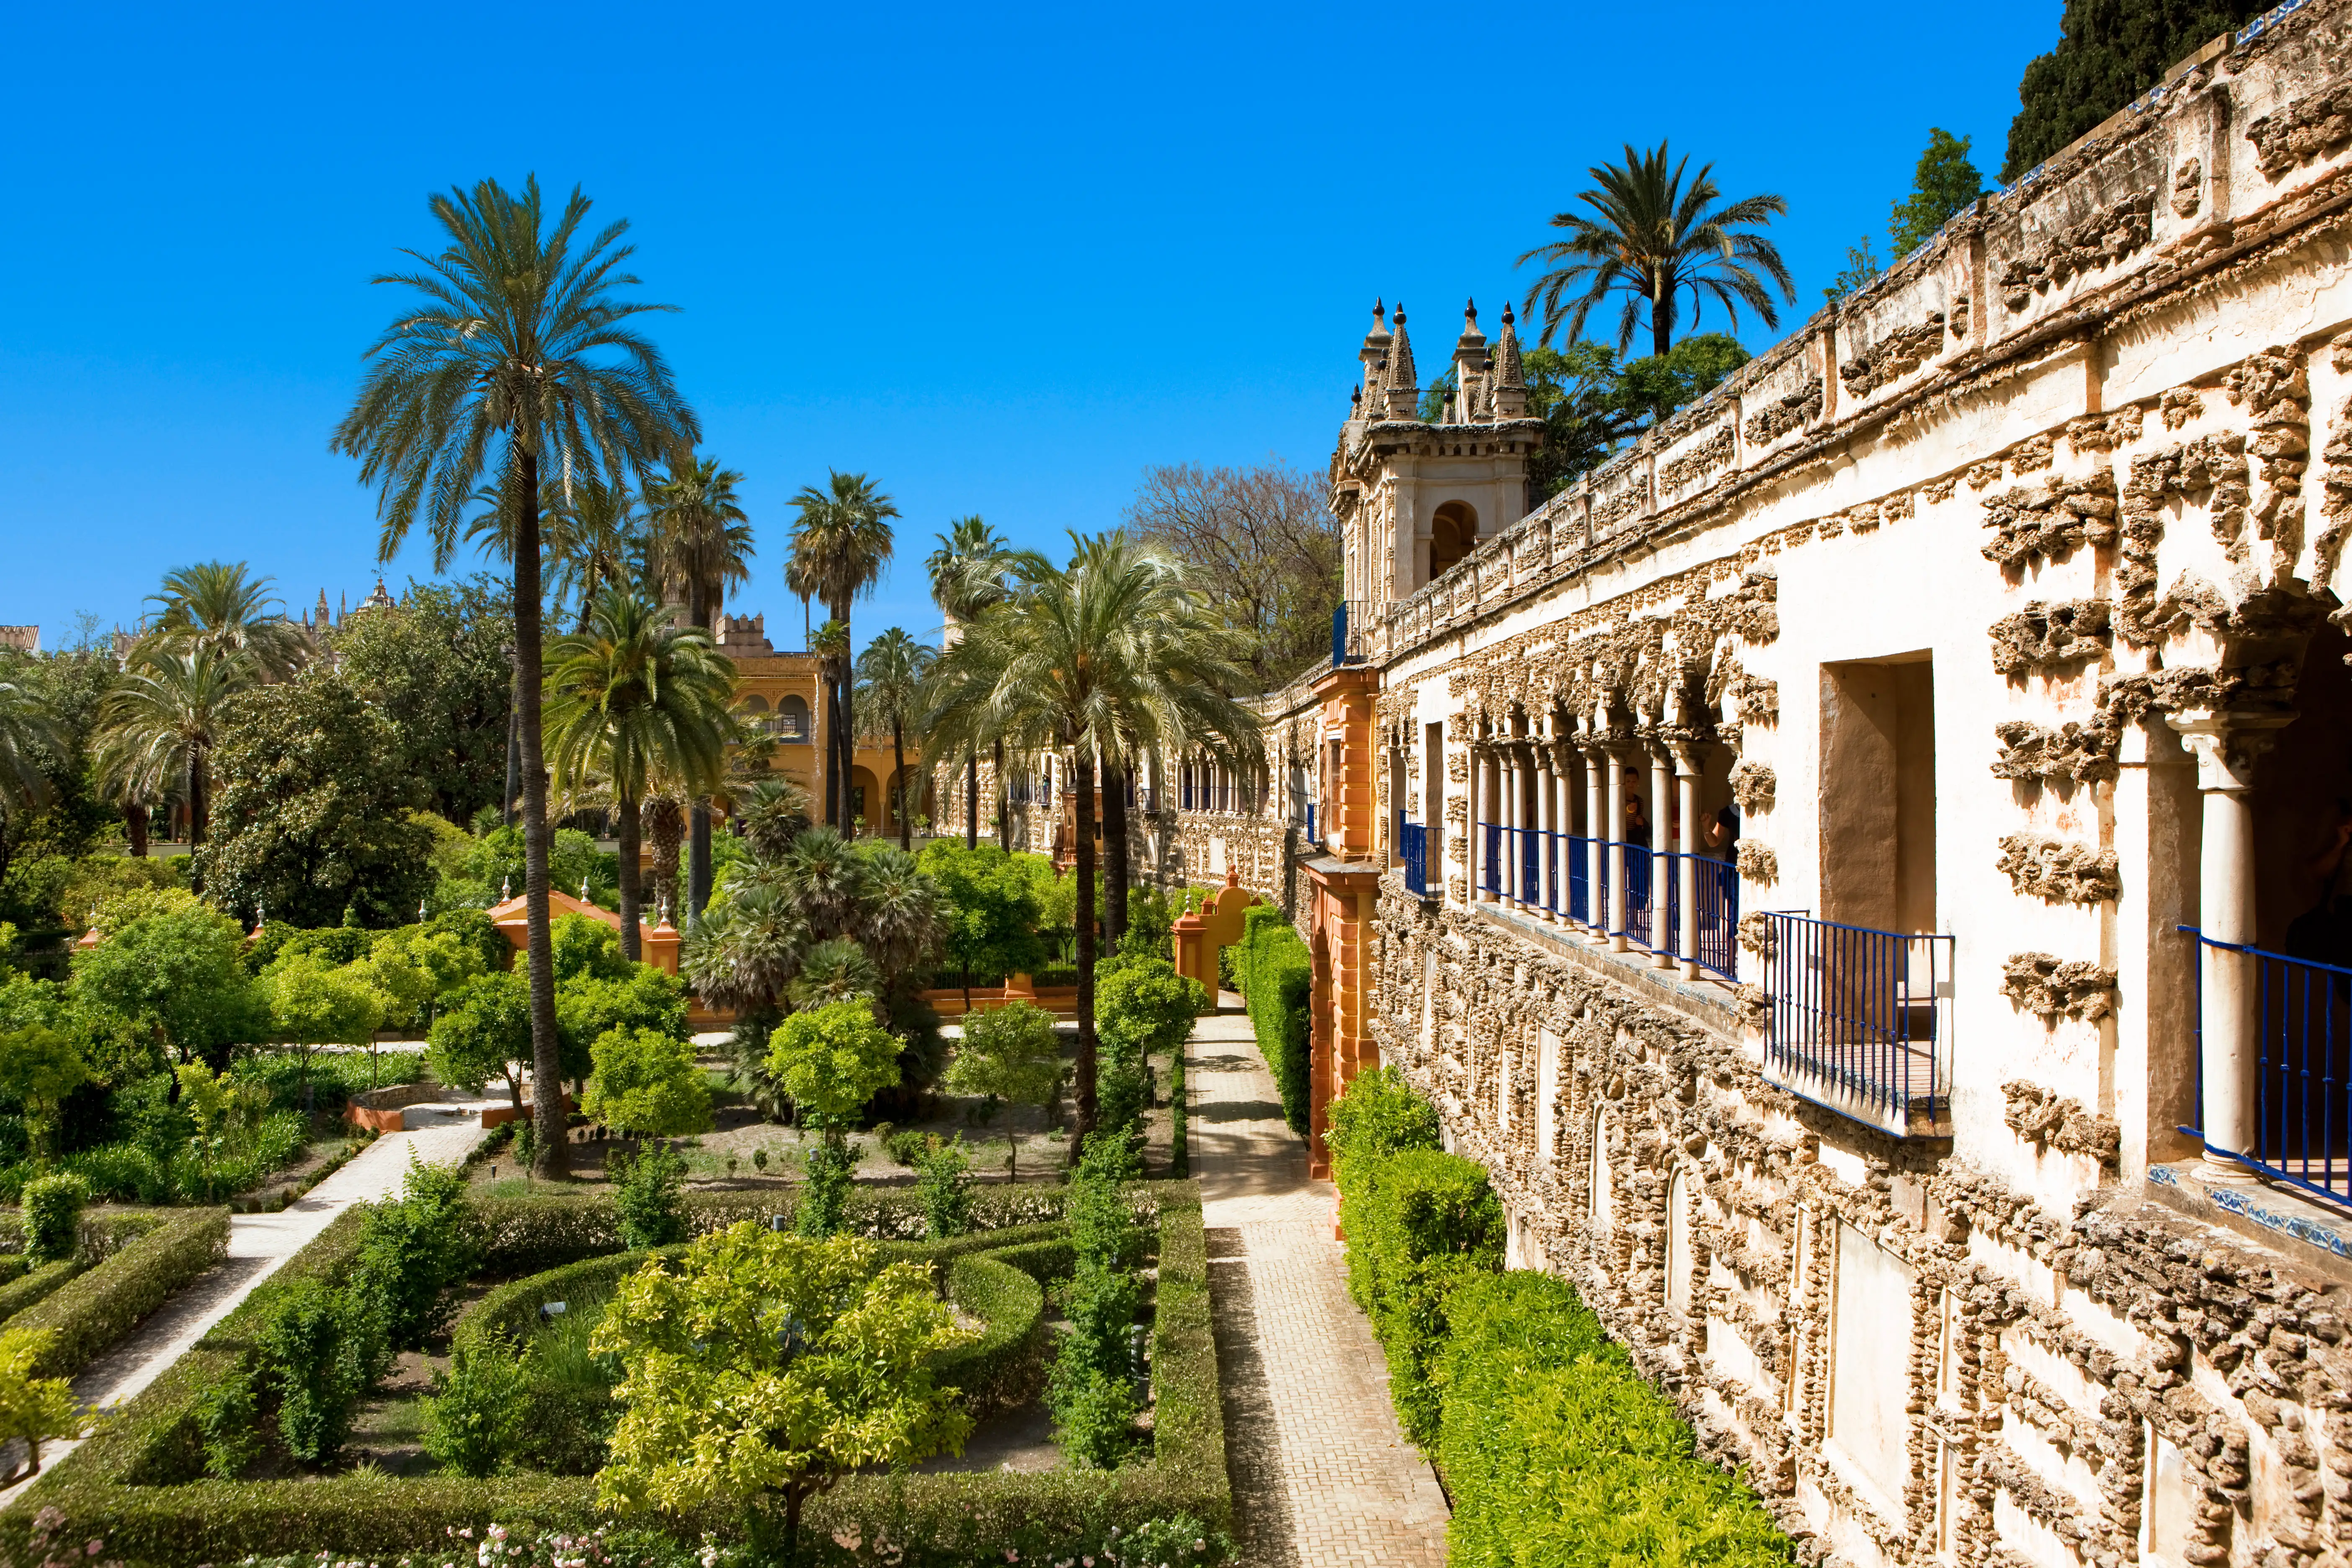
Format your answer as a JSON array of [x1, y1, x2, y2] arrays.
[[916, 1137, 973, 1239], [351, 1161, 481, 1352], [20, 1173, 86, 1264], [611, 1146, 687, 1250], [1049, 1141, 1146, 1469], [0, 1326, 80, 1478], [422, 1333, 530, 1479], [1342, 1147, 1503, 1446], [1324, 1064, 1441, 1181], [582, 1026, 712, 1139], [884, 1127, 932, 1166], [256, 1276, 381, 1467], [1438, 1271, 1793, 1568], [1237, 906, 1310, 1137], [797, 1139, 855, 1239], [12, 1207, 228, 1377]]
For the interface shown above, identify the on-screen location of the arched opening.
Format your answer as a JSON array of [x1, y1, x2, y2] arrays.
[[738, 693, 771, 714], [1666, 1168, 1695, 1311], [1589, 1106, 1613, 1236], [777, 694, 811, 742], [1429, 500, 1478, 584], [849, 766, 881, 834]]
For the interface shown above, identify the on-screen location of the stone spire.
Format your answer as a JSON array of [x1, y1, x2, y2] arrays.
[[1492, 301, 1528, 418], [315, 588, 330, 631], [1359, 298, 1392, 410], [1452, 297, 1490, 423], [1383, 303, 1420, 420]]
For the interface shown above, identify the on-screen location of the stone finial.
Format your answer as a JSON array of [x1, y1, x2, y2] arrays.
[[1384, 304, 1420, 419], [1369, 297, 1390, 338], [1492, 300, 1528, 417]]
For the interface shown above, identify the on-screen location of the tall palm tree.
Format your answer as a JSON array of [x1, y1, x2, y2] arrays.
[[926, 516, 1010, 848], [146, 562, 307, 680], [547, 474, 646, 633], [0, 675, 58, 885], [330, 174, 696, 1179], [809, 619, 853, 830], [95, 647, 249, 855], [648, 454, 753, 918], [543, 591, 735, 961], [1519, 141, 1796, 357], [931, 533, 1261, 1148], [854, 628, 936, 851], [787, 472, 898, 833]]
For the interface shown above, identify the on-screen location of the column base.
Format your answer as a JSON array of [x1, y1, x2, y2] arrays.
[[2200, 1153, 2259, 1184]]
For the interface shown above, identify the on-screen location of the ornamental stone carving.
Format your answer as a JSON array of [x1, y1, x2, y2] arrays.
[[1988, 599, 2112, 676], [1741, 377, 1821, 446], [1839, 313, 1946, 399], [1990, 719, 2120, 786], [1728, 761, 1776, 815], [1996, 832, 2122, 904], [1734, 841, 1778, 886], [2001, 1080, 2122, 1165], [1998, 190, 2156, 312], [1981, 470, 2119, 570], [2246, 69, 2352, 178], [1999, 951, 2121, 1021]]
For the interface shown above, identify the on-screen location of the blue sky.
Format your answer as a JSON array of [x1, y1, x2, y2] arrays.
[[1, 0, 2061, 653]]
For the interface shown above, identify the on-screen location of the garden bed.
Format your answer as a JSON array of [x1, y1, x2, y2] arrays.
[[10, 1183, 1224, 1567]]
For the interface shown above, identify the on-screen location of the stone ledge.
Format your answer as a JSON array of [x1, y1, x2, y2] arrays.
[[1473, 903, 1744, 1042], [2145, 1160, 2352, 1280]]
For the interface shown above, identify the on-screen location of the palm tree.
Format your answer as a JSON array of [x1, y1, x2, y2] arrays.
[[926, 516, 1010, 848], [330, 175, 697, 1179], [854, 629, 936, 851], [547, 475, 647, 632], [931, 533, 1261, 1147], [0, 675, 57, 885], [145, 562, 307, 680], [648, 454, 754, 918], [543, 591, 735, 962], [95, 647, 249, 855], [1518, 141, 1796, 357], [787, 472, 898, 832]]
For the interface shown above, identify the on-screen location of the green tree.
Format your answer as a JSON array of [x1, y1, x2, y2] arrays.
[[427, 971, 536, 1109], [197, 669, 436, 929], [1094, 954, 1207, 1063], [787, 473, 898, 833], [945, 1000, 1064, 1181], [0, 672, 59, 887], [266, 953, 387, 1096], [0, 1026, 88, 1163], [854, 628, 936, 851], [2004, 0, 2257, 180], [765, 998, 901, 1131], [647, 453, 753, 917], [1821, 237, 1885, 303], [331, 575, 515, 825], [72, 898, 260, 1069], [354, 925, 484, 1033], [544, 590, 735, 959], [1519, 141, 1795, 356], [545, 474, 647, 633], [0, 1326, 80, 1480], [925, 516, 1011, 849], [144, 561, 309, 681], [591, 1225, 975, 1558], [1517, 336, 1750, 503], [1890, 129, 1986, 257], [916, 841, 1049, 1006], [332, 174, 698, 1180], [557, 965, 689, 1062], [582, 1024, 712, 1138]]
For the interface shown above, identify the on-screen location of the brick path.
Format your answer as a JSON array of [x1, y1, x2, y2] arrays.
[[1190, 1006, 1448, 1568]]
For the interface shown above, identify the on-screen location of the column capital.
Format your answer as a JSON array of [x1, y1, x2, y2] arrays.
[[1669, 739, 1706, 777], [2166, 707, 2293, 793]]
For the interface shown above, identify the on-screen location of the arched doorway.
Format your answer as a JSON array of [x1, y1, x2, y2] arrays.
[[849, 766, 882, 835], [1429, 501, 1478, 584]]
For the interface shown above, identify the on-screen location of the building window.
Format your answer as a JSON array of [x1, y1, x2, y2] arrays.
[[777, 694, 810, 741]]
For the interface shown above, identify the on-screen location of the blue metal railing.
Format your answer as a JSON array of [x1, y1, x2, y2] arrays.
[[2185, 930, 2352, 1208], [1762, 912, 1952, 1128], [1332, 601, 1368, 666], [1468, 824, 1734, 977], [1481, 823, 1502, 897], [1663, 851, 1740, 980], [1305, 804, 1317, 844], [1399, 815, 1429, 897]]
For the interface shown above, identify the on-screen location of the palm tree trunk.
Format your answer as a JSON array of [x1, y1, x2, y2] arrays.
[[617, 792, 644, 964], [966, 747, 978, 849], [892, 719, 909, 850], [688, 581, 713, 918], [1652, 278, 1674, 358], [1101, 761, 1130, 952], [646, 796, 683, 923], [1071, 744, 1099, 1153], [503, 664, 521, 827], [188, 745, 209, 846], [515, 446, 567, 1180], [821, 659, 841, 831], [995, 740, 1008, 853], [834, 595, 854, 833], [126, 801, 149, 857]]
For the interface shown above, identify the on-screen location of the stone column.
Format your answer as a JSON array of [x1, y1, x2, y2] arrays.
[[2167, 709, 2291, 1178], [1674, 742, 1702, 980], [1648, 741, 1675, 967], [1604, 748, 1628, 950], [1537, 742, 1558, 919], [1581, 740, 1606, 936], [1504, 740, 1525, 909], [1475, 745, 1496, 902]]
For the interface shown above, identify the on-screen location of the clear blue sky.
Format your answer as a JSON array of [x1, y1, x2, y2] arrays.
[[1, 0, 2061, 654]]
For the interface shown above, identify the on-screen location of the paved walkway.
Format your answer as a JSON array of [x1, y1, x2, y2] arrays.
[[1190, 1004, 1448, 1568], [1, 1094, 493, 1505]]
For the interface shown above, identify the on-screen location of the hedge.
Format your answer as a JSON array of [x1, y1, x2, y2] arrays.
[[1438, 1271, 1792, 1568], [1236, 904, 1311, 1137], [1338, 1146, 1503, 1445], [934, 1253, 1048, 1416], [14, 1206, 228, 1378], [0, 1210, 186, 1329], [13, 1184, 1221, 1567]]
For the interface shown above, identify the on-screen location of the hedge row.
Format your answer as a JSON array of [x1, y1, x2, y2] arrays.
[[1236, 904, 1311, 1137], [935, 1253, 1048, 1417], [1326, 1068, 1790, 1568], [16, 1207, 228, 1378], [15, 1185, 1220, 1567]]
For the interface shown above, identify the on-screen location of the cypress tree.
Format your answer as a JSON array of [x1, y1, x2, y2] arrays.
[[2003, 0, 2264, 180]]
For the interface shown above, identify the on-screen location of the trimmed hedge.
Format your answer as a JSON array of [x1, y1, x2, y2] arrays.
[[14, 1184, 1221, 1567], [1339, 1147, 1502, 1445], [0, 1259, 83, 1327], [1438, 1271, 1793, 1568], [1236, 904, 1311, 1137], [936, 1253, 1048, 1416], [15, 1206, 228, 1378]]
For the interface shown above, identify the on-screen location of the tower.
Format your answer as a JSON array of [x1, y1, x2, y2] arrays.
[[1331, 298, 1543, 610]]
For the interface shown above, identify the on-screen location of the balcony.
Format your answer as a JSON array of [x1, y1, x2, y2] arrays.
[[1398, 815, 1429, 897], [2185, 930, 2352, 1210], [1760, 912, 1953, 1138], [1477, 825, 1738, 982]]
